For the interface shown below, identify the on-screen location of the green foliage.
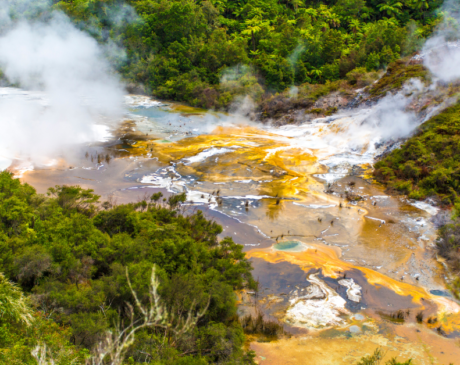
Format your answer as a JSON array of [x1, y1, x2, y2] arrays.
[[357, 348, 385, 365], [0, 260, 85, 364], [0, 272, 33, 326], [374, 102, 460, 205], [0, 312, 88, 365], [47, 0, 445, 109], [0, 171, 256, 364], [47, 185, 100, 217], [346, 67, 380, 87], [256, 77, 358, 119], [375, 100, 460, 307]]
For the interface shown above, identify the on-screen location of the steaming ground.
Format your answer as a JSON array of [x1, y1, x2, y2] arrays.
[[0, 87, 118, 167], [9, 72, 460, 365], [0, 9, 125, 166], [20, 94, 460, 361], [421, 0, 460, 82], [0, 74, 439, 207], [1, 0, 460, 173]]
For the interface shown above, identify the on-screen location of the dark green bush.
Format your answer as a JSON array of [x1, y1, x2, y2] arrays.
[[0, 171, 256, 364]]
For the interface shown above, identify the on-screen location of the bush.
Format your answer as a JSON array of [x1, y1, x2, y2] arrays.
[[357, 348, 413, 365]]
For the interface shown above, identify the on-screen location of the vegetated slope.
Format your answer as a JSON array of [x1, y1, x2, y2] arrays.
[[0, 171, 256, 364], [374, 102, 460, 206], [52, 0, 442, 108], [373, 102, 460, 299], [256, 58, 429, 123], [367, 58, 429, 96]]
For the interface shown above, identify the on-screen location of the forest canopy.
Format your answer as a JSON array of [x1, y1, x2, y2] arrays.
[[47, 0, 444, 108]]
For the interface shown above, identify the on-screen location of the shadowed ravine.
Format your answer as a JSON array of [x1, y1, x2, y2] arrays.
[[9, 89, 460, 364]]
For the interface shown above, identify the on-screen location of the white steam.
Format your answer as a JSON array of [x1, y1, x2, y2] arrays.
[[423, 0, 460, 82], [361, 79, 424, 140], [0, 8, 125, 167]]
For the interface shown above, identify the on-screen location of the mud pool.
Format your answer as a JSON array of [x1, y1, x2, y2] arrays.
[[4, 87, 460, 364]]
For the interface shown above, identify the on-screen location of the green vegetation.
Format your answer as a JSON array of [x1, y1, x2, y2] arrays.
[[368, 59, 429, 96], [374, 102, 460, 205], [46, 0, 443, 108], [357, 348, 413, 365], [257, 66, 384, 120], [0, 171, 256, 364]]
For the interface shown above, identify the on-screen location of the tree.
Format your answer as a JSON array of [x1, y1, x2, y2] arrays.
[[47, 185, 100, 217], [349, 19, 362, 34], [378, 1, 403, 17], [410, 0, 430, 10], [0, 171, 256, 363]]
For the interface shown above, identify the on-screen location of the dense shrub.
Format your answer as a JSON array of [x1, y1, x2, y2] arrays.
[[0, 171, 256, 364]]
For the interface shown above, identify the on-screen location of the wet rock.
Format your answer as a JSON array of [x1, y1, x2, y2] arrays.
[[313, 92, 351, 110]]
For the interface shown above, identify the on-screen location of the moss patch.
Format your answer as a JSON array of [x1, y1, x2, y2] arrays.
[[369, 59, 429, 96]]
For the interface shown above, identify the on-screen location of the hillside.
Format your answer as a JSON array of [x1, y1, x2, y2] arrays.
[[51, 0, 442, 108]]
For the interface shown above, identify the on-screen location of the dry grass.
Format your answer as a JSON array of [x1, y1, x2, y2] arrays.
[[240, 311, 286, 339]]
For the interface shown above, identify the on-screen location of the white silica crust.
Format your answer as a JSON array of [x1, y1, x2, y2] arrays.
[[338, 278, 362, 303], [285, 274, 350, 328], [182, 147, 239, 165]]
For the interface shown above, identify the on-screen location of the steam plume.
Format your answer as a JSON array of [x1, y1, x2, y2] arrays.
[[0, 3, 125, 167], [423, 0, 460, 82]]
